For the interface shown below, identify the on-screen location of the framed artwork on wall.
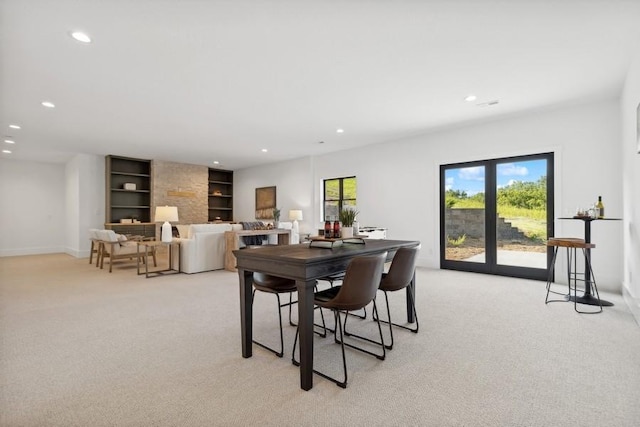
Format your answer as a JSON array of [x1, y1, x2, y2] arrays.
[[255, 186, 276, 219]]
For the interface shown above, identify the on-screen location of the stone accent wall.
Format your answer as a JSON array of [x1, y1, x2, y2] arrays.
[[445, 208, 527, 241], [152, 160, 208, 225]]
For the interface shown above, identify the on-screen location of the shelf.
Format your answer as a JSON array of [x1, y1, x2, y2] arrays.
[[106, 155, 153, 226], [208, 168, 233, 222], [111, 171, 150, 178], [112, 189, 150, 193]]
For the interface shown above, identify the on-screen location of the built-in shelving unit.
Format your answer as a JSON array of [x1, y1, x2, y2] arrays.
[[208, 168, 233, 222], [105, 155, 152, 224]]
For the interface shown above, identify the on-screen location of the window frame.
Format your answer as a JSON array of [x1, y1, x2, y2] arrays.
[[323, 176, 356, 221]]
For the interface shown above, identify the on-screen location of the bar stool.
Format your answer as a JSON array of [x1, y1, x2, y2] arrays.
[[545, 237, 602, 314]]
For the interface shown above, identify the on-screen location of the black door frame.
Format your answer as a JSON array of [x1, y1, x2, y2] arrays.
[[439, 152, 554, 281]]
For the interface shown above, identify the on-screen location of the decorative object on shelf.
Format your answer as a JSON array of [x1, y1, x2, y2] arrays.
[[273, 207, 281, 227], [155, 206, 179, 243], [123, 183, 136, 190], [213, 190, 223, 196], [339, 208, 359, 238], [120, 218, 133, 224], [289, 209, 303, 237], [255, 186, 276, 219]]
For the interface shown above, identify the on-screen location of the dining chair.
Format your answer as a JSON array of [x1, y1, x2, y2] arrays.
[[317, 272, 367, 320], [369, 246, 420, 350], [292, 252, 387, 388], [252, 273, 326, 358]]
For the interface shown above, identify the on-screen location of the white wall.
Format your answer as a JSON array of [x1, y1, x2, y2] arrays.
[[0, 155, 104, 258], [620, 48, 640, 317], [234, 157, 315, 234], [65, 154, 105, 257], [235, 99, 624, 291], [0, 158, 66, 256]]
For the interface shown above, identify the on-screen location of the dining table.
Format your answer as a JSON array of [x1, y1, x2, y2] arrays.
[[233, 238, 420, 391], [558, 217, 621, 307]]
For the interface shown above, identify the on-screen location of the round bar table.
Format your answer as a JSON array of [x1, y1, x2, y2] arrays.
[[558, 217, 621, 307]]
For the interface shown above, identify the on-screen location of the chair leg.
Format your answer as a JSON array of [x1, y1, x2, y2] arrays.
[[251, 290, 285, 357], [338, 300, 386, 360], [292, 310, 349, 388], [545, 247, 572, 303], [574, 249, 603, 314], [89, 241, 95, 264], [370, 289, 419, 350]]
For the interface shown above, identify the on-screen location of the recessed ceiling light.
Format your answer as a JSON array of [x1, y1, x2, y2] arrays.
[[464, 95, 477, 102], [213, 161, 219, 165], [4, 139, 15, 144], [70, 31, 92, 43], [477, 100, 500, 107], [336, 128, 344, 134], [9, 124, 21, 130], [2, 149, 11, 154], [261, 148, 268, 153], [42, 101, 55, 108]]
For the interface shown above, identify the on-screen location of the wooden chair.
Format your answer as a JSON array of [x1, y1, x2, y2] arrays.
[[97, 230, 156, 273]]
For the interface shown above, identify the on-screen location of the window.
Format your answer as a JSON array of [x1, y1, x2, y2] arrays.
[[323, 176, 357, 220]]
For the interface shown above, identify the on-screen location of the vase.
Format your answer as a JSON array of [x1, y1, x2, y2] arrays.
[[341, 227, 354, 238]]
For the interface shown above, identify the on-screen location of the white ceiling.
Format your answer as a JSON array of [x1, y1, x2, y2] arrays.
[[2, 0, 640, 170]]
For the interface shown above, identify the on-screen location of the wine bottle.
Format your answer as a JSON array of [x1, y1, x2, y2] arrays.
[[333, 218, 341, 239], [596, 196, 604, 219], [324, 218, 332, 238]]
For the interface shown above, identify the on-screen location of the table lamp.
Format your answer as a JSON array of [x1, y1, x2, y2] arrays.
[[289, 209, 303, 236], [155, 206, 179, 243]]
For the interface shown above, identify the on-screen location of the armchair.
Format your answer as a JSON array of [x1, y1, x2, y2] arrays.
[[97, 230, 155, 273]]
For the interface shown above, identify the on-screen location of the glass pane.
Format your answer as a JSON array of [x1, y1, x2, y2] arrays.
[[325, 179, 339, 200], [324, 201, 339, 220], [343, 177, 357, 199], [444, 166, 486, 263], [495, 160, 547, 268]]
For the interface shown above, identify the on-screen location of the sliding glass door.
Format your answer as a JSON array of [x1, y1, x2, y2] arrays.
[[440, 153, 554, 280]]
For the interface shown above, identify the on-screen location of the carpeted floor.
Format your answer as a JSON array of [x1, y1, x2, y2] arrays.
[[1, 253, 639, 426]]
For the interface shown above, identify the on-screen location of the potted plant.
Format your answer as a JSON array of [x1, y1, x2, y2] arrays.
[[273, 207, 281, 227], [339, 208, 359, 238]]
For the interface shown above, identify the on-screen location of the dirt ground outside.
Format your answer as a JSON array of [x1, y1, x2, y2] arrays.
[[445, 237, 546, 261]]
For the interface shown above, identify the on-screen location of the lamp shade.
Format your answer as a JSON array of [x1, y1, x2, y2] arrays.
[[289, 210, 303, 221], [155, 206, 179, 222], [155, 206, 178, 243]]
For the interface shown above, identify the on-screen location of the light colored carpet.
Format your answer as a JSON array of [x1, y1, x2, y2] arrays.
[[1, 253, 639, 427]]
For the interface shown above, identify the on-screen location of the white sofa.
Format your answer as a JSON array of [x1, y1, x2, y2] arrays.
[[175, 223, 233, 274]]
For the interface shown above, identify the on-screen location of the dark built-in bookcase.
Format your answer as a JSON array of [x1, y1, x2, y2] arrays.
[[105, 155, 152, 224], [208, 168, 233, 222]]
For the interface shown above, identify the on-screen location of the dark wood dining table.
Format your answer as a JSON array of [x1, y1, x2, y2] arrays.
[[558, 217, 621, 307], [233, 238, 420, 391]]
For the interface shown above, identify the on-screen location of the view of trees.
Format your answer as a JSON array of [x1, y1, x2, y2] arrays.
[[446, 176, 547, 212], [446, 176, 547, 241]]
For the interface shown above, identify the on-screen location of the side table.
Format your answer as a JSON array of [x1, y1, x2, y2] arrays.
[[137, 240, 181, 278]]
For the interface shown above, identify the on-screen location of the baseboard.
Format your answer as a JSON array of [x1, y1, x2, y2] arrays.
[[0, 247, 64, 257], [622, 282, 640, 327], [65, 248, 90, 259]]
